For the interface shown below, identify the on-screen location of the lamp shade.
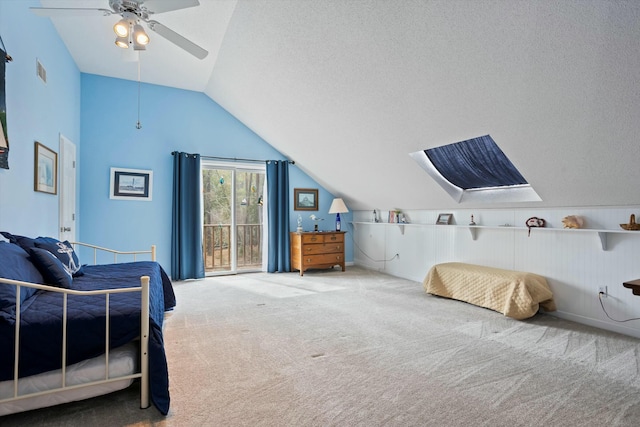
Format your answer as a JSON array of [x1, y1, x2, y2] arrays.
[[113, 19, 129, 37], [115, 36, 129, 49], [133, 24, 150, 45], [328, 198, 349, 214]]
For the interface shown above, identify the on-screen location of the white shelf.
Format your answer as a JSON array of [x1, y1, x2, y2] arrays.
[[350, 221, 640, 250]]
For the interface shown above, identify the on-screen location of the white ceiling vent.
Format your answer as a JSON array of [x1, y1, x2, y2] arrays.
[[36, 59, 46, 84]]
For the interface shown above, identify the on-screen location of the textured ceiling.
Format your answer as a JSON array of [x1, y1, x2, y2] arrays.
[[38, 0, 640, 211]]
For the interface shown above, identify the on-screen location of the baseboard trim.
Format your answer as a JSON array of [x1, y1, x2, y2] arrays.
[[548, 310, 640, 339]]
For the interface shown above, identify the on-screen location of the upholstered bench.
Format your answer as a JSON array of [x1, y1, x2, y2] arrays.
[[423, 262, 556, 319]]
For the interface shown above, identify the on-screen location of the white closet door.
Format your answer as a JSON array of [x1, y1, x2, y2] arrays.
[[59, 134, 76, 242]]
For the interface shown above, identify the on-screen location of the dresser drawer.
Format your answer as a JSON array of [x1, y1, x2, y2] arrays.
[[302, 243, 344, 255], [301, 233, 344, 244], [322, 233, 344, 244], [302, 253, 343, 266]]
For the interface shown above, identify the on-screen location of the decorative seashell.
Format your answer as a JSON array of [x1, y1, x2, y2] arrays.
[[562, 215, 584, 229]]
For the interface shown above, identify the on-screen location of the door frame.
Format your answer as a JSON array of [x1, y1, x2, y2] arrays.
[[58, 134, 77, 242], [202, 160, 266, 276]]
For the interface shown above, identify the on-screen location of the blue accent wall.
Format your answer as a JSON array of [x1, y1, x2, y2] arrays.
[[80, 75, 353, 275], [0, 0, 81, 237]]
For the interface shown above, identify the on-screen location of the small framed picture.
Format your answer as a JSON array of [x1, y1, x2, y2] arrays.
[[294, 188, 318, 211], [437, 213, 453, 225], [34, 141, 57, 195], [110, 167, 153, 201]]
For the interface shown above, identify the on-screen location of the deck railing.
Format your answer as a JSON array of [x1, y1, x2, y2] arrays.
[[203, 224, 262, 272]]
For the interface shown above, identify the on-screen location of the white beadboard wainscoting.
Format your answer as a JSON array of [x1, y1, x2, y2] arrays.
[[350, 206, 640, 338]]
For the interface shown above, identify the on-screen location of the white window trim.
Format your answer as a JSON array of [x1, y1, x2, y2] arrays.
[[409, 150, 541, 204]]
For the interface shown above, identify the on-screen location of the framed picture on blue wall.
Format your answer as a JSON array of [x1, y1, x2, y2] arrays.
[[294, 188, 318, 211], [110, 167, 153, 201], [34, 141, 57, 195]]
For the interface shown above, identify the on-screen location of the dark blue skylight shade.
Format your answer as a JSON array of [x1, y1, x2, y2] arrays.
[[424, 135, 527, 190]]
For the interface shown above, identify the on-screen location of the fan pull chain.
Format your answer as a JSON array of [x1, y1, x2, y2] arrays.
[[136, 59, 142, 129]]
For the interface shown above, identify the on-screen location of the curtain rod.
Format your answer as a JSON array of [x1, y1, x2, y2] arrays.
[[171, 152, 294, 164]]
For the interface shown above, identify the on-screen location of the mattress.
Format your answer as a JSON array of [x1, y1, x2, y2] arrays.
[[423, 262, 556, 320], [0, 261, 175, 415], [0, 342, 137, 416]]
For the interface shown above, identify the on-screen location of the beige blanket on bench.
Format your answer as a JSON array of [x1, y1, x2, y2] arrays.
[[423, 262, 556, 320]]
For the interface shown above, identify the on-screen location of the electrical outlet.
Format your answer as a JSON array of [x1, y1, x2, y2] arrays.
[[599, 286, 608, 297]]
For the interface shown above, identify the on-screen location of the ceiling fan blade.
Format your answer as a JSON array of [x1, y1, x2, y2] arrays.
[[146, 20, 208, 59], [30, 7, 114, 17], [141, 0, 200, 15]]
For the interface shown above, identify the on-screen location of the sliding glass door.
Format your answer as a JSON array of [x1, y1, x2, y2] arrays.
[[202, 162, 265, 275]]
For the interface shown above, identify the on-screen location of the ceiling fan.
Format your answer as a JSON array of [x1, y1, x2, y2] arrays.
[[30, 0, 208, 59]]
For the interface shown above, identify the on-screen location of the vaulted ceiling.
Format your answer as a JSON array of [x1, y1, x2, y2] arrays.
[[38, 0, 640, 211]]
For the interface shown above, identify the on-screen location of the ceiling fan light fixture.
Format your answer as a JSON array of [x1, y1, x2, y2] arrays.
[[113, 18, 129, 38], [31, 1, 209, 59], [133, 24, 150, 45], [115, 36, 129, 49]]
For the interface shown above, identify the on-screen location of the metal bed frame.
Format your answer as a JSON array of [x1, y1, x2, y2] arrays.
[[0, 244, 156, 411]]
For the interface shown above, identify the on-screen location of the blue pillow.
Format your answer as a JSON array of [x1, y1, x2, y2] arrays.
[[1, 231, 60, 251], [34, 240, 83, 277], [28, 247, 73, 289], [1, 231, 37, 249], [0, 242, 43, 310]]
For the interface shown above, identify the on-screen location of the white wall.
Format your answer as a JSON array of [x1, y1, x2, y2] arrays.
[[351, 206, 640, 338], [206, 1, 640, 212]]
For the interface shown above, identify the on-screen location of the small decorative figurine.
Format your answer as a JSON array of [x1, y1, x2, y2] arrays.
[[297, 214, 303, 232], [620, 214, 640, 230], [526, 217, 546, 236], [469, 214, 476, 225], [310, 214, 323, 231]]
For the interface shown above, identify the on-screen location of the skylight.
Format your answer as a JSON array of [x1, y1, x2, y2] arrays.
[[410, 135, 541, 204]]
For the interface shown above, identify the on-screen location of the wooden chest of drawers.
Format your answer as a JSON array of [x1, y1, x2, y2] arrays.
[[290, 231, 346, 276]]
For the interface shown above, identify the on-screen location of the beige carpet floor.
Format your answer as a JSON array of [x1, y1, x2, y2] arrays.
[[3, 266, 640, 426]]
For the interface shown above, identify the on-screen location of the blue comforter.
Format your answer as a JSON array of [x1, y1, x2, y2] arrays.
[[0, 261, 176, 415]]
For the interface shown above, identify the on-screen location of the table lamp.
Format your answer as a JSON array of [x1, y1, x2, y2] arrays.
[[328, 198, 349, 231]]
